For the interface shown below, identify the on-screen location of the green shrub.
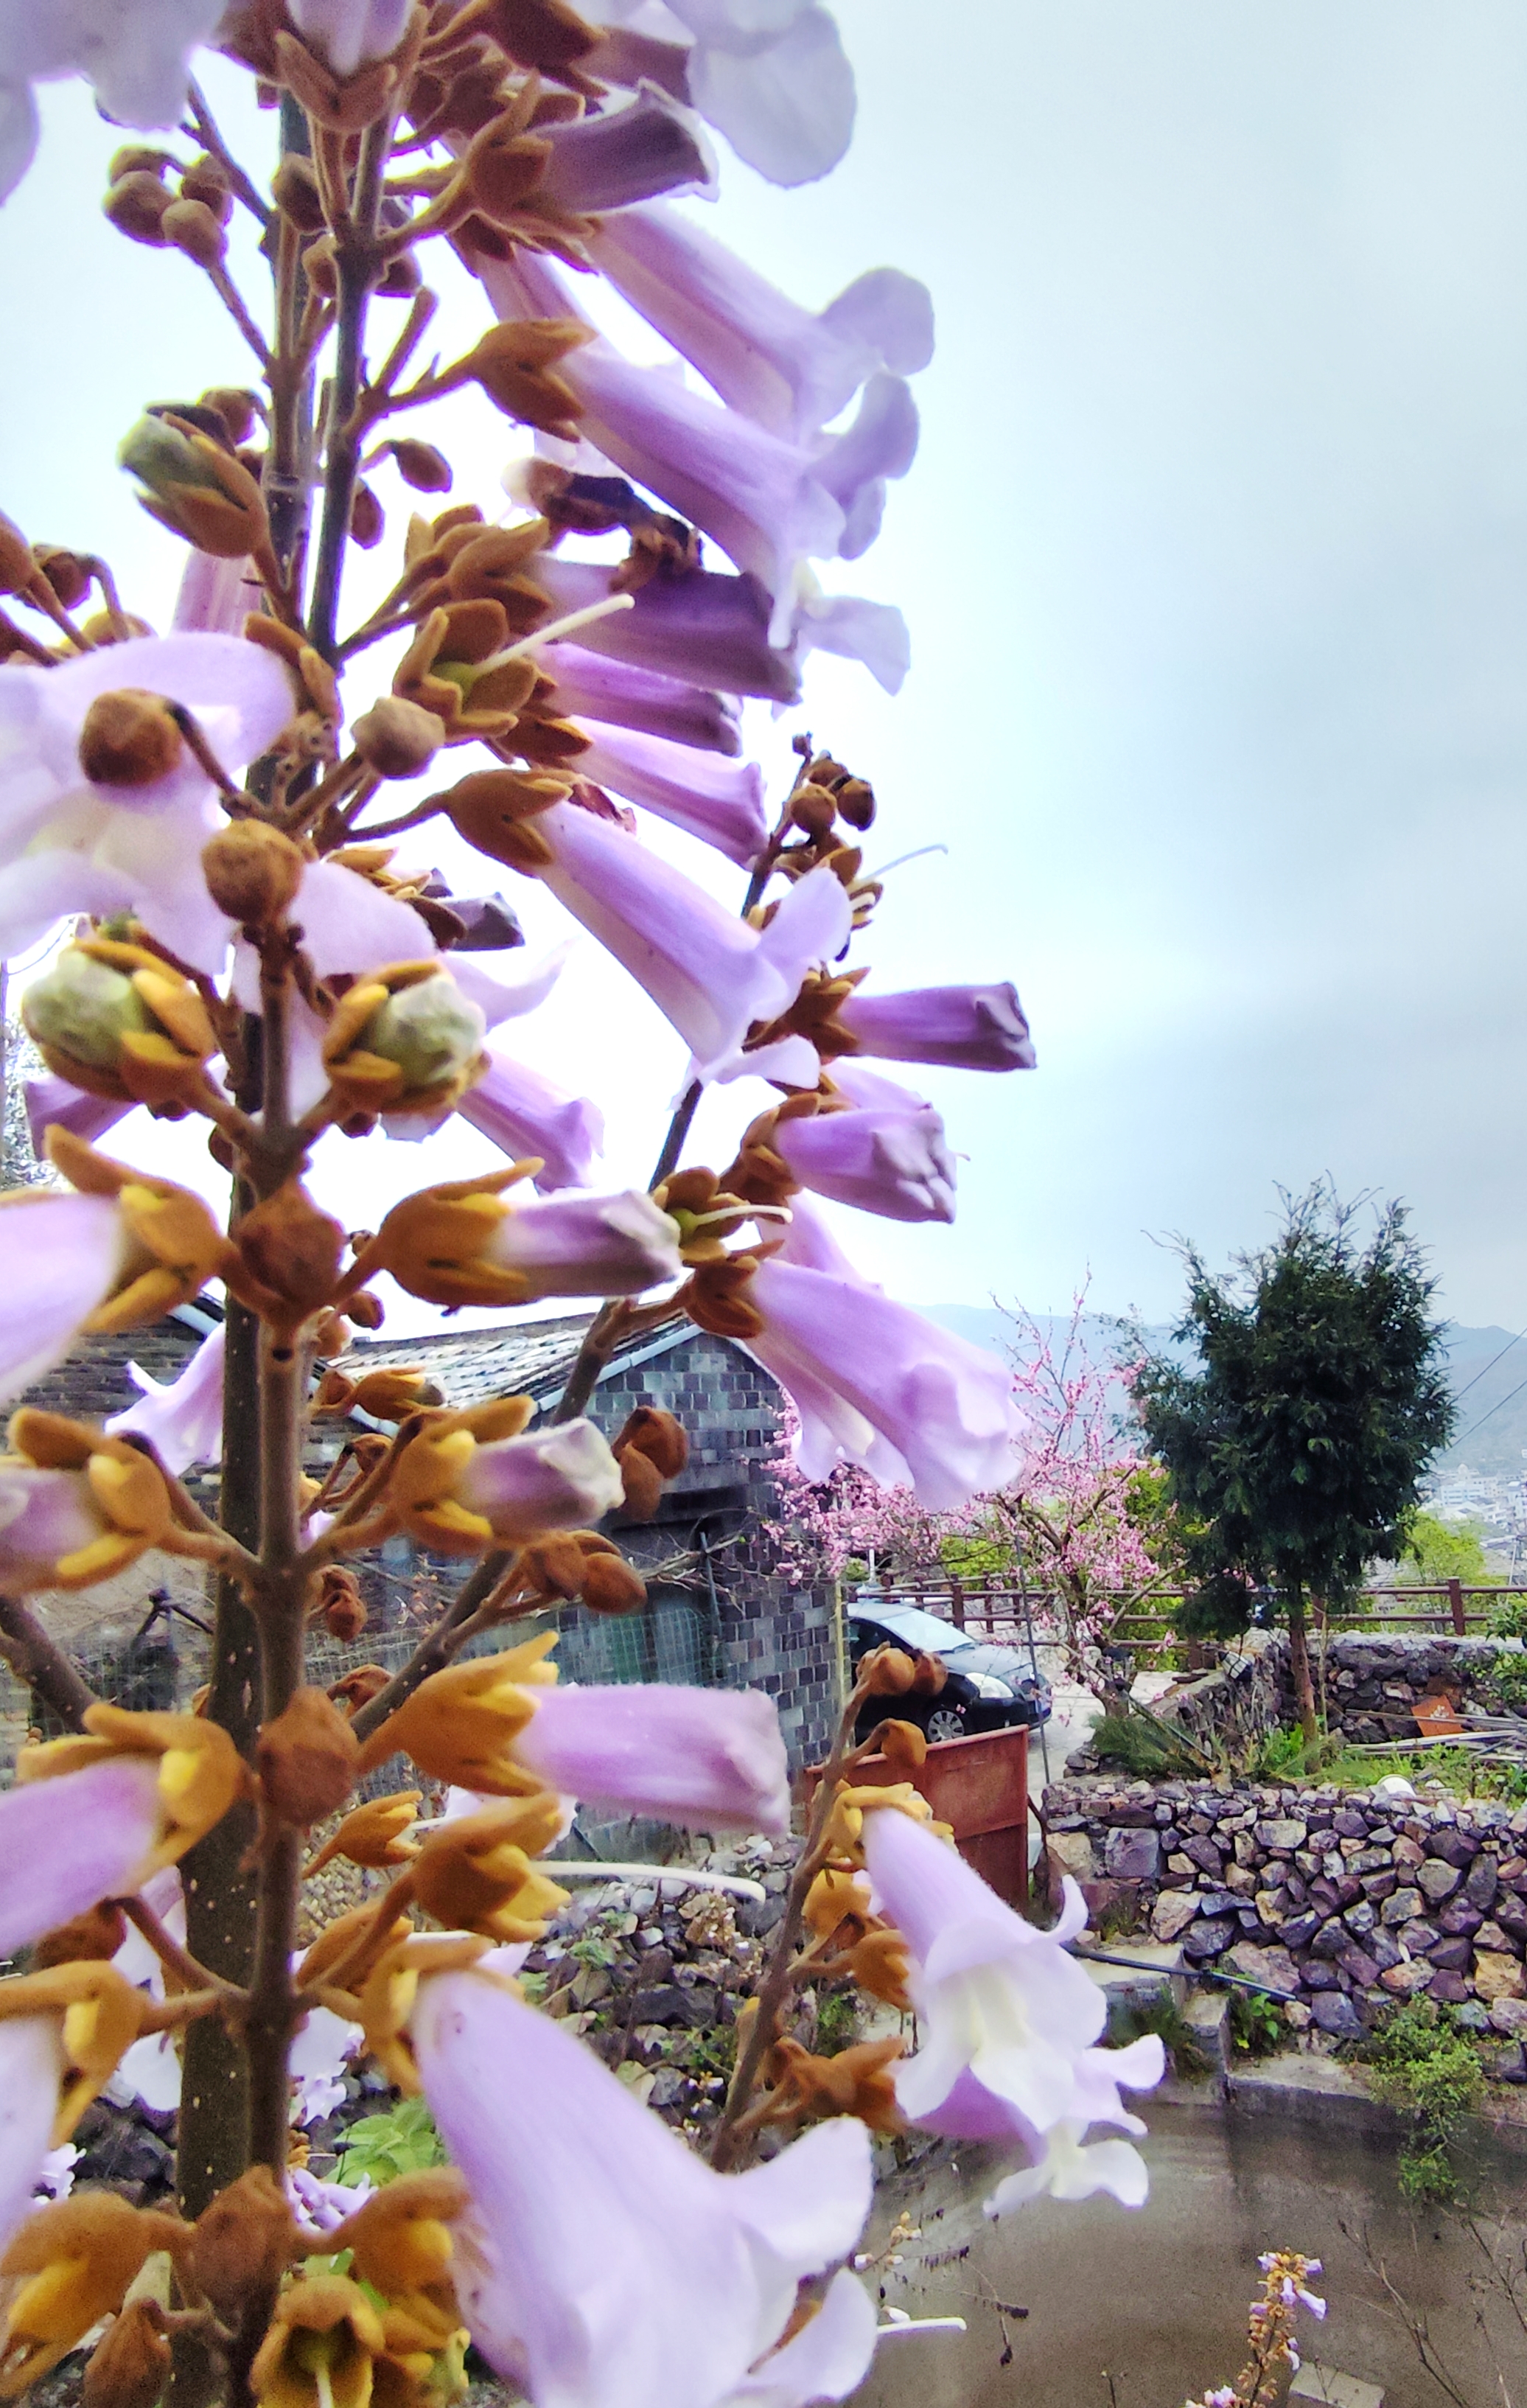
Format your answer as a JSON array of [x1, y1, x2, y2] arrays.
[[1229, 1988, 1286, 2057], [1091, 1710, 1204, 1777], [812, 1988, 861, 2057], [1486, 1597, 1527, 1640], [1248, 1726, 1310, 1781], [1114, 1991, 1210, 2078], [334, 2095, 446, 2187], [1487, 1650, 1527, 1712], [1363, 2001, 1484, 2201]]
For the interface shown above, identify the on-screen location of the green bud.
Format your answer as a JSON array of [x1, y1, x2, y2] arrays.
[[116, 414, 227, 501], [359, 973, 485, 1092], [24, 950, 153, 1069]]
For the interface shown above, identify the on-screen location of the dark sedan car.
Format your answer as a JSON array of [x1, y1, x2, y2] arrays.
[[848, 1600, 1052, 1745]]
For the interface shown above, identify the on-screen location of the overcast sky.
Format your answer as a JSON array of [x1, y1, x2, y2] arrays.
[[5, 1, 1527, 1335]]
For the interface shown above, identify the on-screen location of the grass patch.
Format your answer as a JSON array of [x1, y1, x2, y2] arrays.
[[1361, 2000, 1485, 2202], [1091, 1710, 1206, 1778], [1229, 1986, 1287, 2057], [1114, 1991, 1212, 2079]]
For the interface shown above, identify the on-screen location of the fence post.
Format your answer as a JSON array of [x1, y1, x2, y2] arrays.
[[1447, 1579, 1466, 1636], [948, 1578, 965, 1630]]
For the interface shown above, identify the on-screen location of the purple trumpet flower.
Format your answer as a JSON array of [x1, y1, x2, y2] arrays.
[[172, 548, 262, 635], [0, 2020, 66, 2255], [456, 1420, 626, 1542], [0, 1188, 133, 1407], [455, 1039, 604, 1193], [774, 1074, 955, 1223], [533, 800, 850, 1083], [541, 643, 741, 755], [287, 0, 410, 73], [538, 85, 717, 212], [0, 632, 294, 972], [24, 1072, 130, 1157], [575, 723, 767, 866], [839, 983, 1036, 1072], [0, 1755, 165, 1960], [741, 1205, 1020, 1508], [481, 1188, 684, 1301], [107, 1322, 225, 1476], [411, 1968, 876, 2408], [588, 0, 856, 190], [859, 1809, 1162, 2214], [586, 203, 933, 444], [535, 557, 800, 702], [478, 253, 916, 638], [513, 1683, 791, 1833]]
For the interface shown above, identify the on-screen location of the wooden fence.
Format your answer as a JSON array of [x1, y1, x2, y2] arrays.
[[846, 1577, 1527, 1661]]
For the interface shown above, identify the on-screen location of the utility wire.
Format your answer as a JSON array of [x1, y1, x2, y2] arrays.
[[1450, 1322, 1527, 1406], [1452, 1367, 1527, 1451]]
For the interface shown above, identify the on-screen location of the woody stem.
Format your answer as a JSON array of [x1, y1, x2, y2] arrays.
[[307, 114, 391, 663]]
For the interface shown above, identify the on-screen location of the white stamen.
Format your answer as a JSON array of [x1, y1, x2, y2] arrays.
[[474, 591, 637, 677], [864, 843, 949, 882]]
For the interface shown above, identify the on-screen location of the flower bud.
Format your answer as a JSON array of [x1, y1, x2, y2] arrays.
[[201, 820, 305, 926], [24, 938, 217, 1109], [162, 196, 228, 267], [377, 247, 422, 296], [301, 233, 340, 296], [256, 1687, 360, 1827], [104, 170, 172, 245], [179, 156, 233, 221], [361, 1173, 682, 1312], [119, 412, 270, 559], [108, 145, 172, 182], [189, 2166, 296, 2323], [351, 479, 384, 548], [200, 385, 257, 443], [322, 964, 487, 1114], [844, 1926, 913, 2009], [228, 1182, 347, 1337], [319, 1564, 368, 1642], [0, 509, 34, 593], [390, 1413, 623, 1555], [329, 2169, 469, 2301], [803, 1868, 872, 1941], [351, 695, 445, 780], [78, 690, 183, 787], [857, 1644, 917, 1698], [576, 1540, 646, 1616], [410, 1797, 568, 1943], [765, 2035, 904, 2133], [304, 1790, 421, 1876], [329, 1664, 392, 1716], [273, 153, 328, 234], [382, 439, 452, 494], [0, 2195, 189, 2392], [35, 544, 92, 608], [458, 320, 591, 439], [83, 2297, 171, 2408], [877, 1718, 929, 1770]]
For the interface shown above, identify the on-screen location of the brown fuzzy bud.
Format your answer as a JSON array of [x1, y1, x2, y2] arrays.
[[273, 154, 327, 234], [578, 1547, 646, 1617], [200, 387, 258, 444], [346, 1289, 385, 1331], [231, 1184, 349, 1336], [377, 248, 422, 297], [104, 171, 172, 245], [79, 690, 184, 788], [907, 1648, 948, 1697], [460, 320, 591, 440], [858, 1644, 917, 1697], [256, 1686, 360, 1827], [319, 1566, 368, 1644], [34, 545, 91, 608], [328, 1664, 392, 1716], [83, 2300, 171, 2408], [877, 1718, 929, 1770], [834, 776, 875, 829], [616, 1446, 663, 1521], [0, 510, 36, 594], [200, 821, 305, 926], [190, 2167, 296, 2323], [613, 1406, 688, 1480], [32, 1901, 128, 1969], [350, 1367, 443, 1420], [305, 1790, 421, 1875], [162, 197, 228, 267], [383, 439, 452, 495], [178, 156, 233, 221], [352, 695, 445, 780], [350, 481, 384, 549], [301, 234, 339, 296], [789, 783, 837, 838], [108, 145, 173, 182]]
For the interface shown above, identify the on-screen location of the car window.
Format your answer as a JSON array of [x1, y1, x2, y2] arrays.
[[871, 1602, 975, 1653]]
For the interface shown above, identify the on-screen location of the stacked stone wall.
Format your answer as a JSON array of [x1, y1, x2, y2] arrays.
[[1045, 1773, 1527, 2070]]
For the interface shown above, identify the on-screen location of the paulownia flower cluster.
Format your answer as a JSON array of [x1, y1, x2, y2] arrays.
[[0, 6, 1161, 2406]]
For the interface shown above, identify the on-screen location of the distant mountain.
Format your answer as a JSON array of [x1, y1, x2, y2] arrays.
[[922, 1307, 1527, 1479]]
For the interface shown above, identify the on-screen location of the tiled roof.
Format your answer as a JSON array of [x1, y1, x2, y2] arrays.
[[340, 1308, 700, 1414]]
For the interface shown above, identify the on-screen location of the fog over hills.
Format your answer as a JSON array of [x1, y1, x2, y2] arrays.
[[924, 1307, 1527, 1478]]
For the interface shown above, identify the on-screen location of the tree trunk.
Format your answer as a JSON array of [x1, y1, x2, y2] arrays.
[[1287, 1588, 1319, 1742]]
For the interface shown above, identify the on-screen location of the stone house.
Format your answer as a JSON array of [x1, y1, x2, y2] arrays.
[[4, 1301, 843, 1770]]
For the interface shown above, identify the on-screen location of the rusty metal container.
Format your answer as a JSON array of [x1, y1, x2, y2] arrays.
[[801, 1723, 1030, 1910]]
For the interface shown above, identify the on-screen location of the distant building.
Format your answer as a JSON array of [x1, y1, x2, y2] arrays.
[[4, 1302, 842, 1771]]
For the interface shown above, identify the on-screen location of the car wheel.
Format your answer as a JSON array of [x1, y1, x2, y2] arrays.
[[925, 1705, 966, 1745]]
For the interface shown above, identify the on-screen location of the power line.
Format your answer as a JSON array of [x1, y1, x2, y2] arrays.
[[1452, 1368, 1527, 1451], [1450, 1322, 1527, 1406]]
